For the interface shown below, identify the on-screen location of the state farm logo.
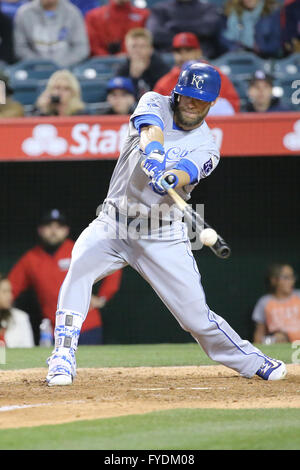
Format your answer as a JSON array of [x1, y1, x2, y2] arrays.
[[22, 123, 129, 157], [22, 124, 68, 156], [283, 120, 300, 151]]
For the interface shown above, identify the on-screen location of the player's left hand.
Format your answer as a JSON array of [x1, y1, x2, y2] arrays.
[[141, 150, 166, 178], [149, 171, 179, 195]]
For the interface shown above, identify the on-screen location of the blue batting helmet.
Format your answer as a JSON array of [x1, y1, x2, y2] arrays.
[[171, 62, 221, 105]]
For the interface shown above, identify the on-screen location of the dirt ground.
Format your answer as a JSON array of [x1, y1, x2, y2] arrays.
[[0, 364, 300, 429]]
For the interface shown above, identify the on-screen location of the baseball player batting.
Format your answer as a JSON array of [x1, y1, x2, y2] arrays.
[[46, 63, 286, 386]]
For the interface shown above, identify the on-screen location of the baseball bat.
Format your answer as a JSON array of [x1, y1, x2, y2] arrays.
[[161, 178, 231, 259]]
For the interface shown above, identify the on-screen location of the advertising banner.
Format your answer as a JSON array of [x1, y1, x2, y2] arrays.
[[0, 113, 299, 162]]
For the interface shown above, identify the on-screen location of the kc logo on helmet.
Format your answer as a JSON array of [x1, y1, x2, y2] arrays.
[[191, 74, 204, 89]]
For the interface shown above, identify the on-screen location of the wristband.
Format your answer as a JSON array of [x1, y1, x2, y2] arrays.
[[145, 141, 164, 155]]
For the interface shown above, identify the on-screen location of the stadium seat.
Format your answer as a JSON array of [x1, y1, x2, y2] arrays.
[[272, 54, 300, 79], [161, 52, 175, 68], [11, 79, 40, 106], [213, 51, 267, 80], [73, 57, 127, 81], [229, 77, 249, 107], [6, 59, 60, 83], [80, 78, 108, 104], [0, 60, 7, 71], [135, 0, 160, 7], [204, 0, 225, 7]]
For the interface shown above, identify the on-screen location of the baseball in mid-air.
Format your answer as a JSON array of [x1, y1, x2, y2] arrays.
[[200, 228, 218, 246]]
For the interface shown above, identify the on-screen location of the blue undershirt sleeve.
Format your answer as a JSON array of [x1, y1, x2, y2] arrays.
[[175, 158, 199, 184], [133, 114, 164, 134]]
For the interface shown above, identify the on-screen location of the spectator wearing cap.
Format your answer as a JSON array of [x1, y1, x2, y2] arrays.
[[115, 28, 171, 99], [85, 0, 149, 57], [221, 0, 282, 58], [146, 0, 223, 59], [14, 0, 90, 67], [0, 9, 15, 64], [8, 209, 123, 345], [246, 70, 291, 112], [280, 0, 300, 56], [100, 77, 137, 115], [0, 71, 25, 118], [153, 32, 240, 113]]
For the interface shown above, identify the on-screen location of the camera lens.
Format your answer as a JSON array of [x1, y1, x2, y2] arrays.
[[50, 95, 60, 104]]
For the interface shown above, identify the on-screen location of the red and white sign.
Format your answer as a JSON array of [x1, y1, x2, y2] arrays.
[[0, 113, 299, 162]]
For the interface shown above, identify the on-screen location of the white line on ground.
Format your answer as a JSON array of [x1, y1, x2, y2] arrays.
[[0, 400, 85, 413], [131, 387, 227, 391]]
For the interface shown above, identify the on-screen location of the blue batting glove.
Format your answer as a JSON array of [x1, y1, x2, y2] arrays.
[[149, 171, 179, 195], [142, 149, 166, 178]]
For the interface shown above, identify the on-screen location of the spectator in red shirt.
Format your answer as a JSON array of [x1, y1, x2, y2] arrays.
[[85, 0, 149, 57], [153, 32, 241, 113], [8, 209, 122, 345]]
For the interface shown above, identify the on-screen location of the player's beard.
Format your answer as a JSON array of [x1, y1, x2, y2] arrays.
[[174, 103, 211, 130]]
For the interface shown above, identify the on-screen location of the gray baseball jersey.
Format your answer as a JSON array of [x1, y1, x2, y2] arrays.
[[104, 92, 220, 220]]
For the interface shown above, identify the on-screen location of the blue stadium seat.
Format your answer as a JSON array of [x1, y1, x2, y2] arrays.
[[229, 77, 249, 106], [136, 0, 161, 7], [272, 54, 300, 79], [161, 52, 175, 68], [213, 51, 267, 80], [73, 57, 127, 81], [11, 79, 40, 106], [204, 0, 225, 7], [6, 59, 60, 83], [80, 78, 108, 104], [137, 0, 275, 9]]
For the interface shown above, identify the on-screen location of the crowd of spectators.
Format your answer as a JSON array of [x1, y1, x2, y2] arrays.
[[0, 0, 298, 118]]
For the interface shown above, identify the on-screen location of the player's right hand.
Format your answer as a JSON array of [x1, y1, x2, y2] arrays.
[[141, 150, 166, 178], [149, 171, 179, 195]]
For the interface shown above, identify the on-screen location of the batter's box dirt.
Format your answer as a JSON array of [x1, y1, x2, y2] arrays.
[[0, 365, 299, 429]]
